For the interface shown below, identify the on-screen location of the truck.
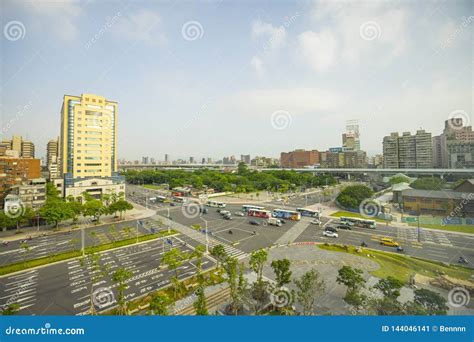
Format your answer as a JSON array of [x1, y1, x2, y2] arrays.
[[267, 217, 282, 227]]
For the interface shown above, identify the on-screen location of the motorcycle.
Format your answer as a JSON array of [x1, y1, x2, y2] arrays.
[[360, 241, 368, 247], [458, 257, 468, 264], [396, 246, 404, 252], [228, 230, 233, 235], [1, 241, 9, 246]]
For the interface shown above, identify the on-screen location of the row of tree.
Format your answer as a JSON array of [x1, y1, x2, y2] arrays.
[[123, 163, 336, 194], [0, 182, 134, 230]]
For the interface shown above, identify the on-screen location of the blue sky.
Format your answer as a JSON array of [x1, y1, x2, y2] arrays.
[[1, 0, 472, 161]]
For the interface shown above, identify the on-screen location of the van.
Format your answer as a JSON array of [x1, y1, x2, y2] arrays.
[[267, 217, 282, 227]]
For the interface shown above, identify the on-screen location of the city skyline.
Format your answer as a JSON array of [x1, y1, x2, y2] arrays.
[[2, 1, 472, 160]]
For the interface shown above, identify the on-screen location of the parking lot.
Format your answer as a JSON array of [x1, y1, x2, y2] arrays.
[[0, 219, 159, 267], [0, 234, 214, 315]]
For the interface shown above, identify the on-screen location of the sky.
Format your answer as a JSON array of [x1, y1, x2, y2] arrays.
[[0, 0, 472, 161]]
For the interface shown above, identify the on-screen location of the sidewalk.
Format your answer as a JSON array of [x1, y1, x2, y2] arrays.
[[0, 203, 156, 242]]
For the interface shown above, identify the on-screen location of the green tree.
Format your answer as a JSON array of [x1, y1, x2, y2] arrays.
[[410, 177, 445, 190], [110, 199, 134, 220], [336, 185, 374, 209], [389, 175, 411, 185], [193, 286, 208, 316], [210, 244, 227, 270], [161, 248, 189, 298], [336, 266, 366, 309], [2, 303, 20, 315], [66, 198, 83, 222], [249, 249, 268, 284], [249, 249, 269, 313], [413, 288, 448, 315], [271, 259, 292, 288], [112, 267, 133, 315], [39, 199, 74, 228], [20, 242, 30, 265], [223, 257, 247, 315], [374, 276, 404, 300], [294, 269, 325, 315], [80, 250, 109, 315], [149, 293, 173, 315], [83, 200, 105, 223], [237, 162, 249, 175]]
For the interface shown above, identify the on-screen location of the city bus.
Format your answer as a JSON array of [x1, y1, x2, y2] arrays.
[[340, 216, 376, 229], [173, 196, 186, 203], [248, 209, 272, 218], [242, 204, 265, 213], [206, 200, 226, 208], [272, 209, 301, 221], [150, 195, 167, 203], [296, 208, 320, 218]]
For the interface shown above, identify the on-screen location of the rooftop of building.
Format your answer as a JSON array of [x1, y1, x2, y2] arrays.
[[401, 188, 472, 200]]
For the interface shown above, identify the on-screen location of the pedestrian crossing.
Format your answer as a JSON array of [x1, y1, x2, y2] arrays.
[[397, 227, 453, 247], [155, 215, 247, 260]]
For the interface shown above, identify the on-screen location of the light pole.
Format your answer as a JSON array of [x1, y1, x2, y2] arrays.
[[167, 208, 171, 233], [81, 226, 85, 257], [136, 220, 139, 244], [200, 216, 209, 253]]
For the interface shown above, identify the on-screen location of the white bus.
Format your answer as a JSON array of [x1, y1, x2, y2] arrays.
[[340, 216, 376, 229], [272, 209, 301, 221], [206, 200, 226, 208], [296, 208, 320, 218], [242, 204, 265, 213]]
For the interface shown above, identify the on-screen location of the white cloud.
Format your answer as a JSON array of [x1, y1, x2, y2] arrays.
[[251, 56, 265, 77], [297, 30, 338, 72], [19, 0, 83, 40], [300, 1, 410, 71], [251, 19, 287, 51], [110, 9, 165, 46]]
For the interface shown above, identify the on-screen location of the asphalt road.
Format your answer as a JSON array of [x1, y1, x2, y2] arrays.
[[0, 234, 214, 315], [0, 218, 159, 266], [158, 201, 474, 268]]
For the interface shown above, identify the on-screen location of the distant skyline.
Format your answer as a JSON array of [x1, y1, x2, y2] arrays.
[[1, 0, 472, 161]]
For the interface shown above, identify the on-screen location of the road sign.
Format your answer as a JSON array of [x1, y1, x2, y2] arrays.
[[405, 217, 418, 223]]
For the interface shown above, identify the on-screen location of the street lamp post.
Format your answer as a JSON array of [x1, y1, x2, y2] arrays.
[[136, 220, 139, 244], [199, 216, 209, 253], [167, 208, 171, 233], [81, 227, 85, 257]]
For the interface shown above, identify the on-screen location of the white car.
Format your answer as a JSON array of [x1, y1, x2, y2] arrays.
[[323, 230, 338, 238], [311, 219, 321, 225], [234, 211, 245, 216]]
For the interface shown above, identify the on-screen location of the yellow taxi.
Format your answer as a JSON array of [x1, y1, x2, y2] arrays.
[[380, 237, 400, 247]]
